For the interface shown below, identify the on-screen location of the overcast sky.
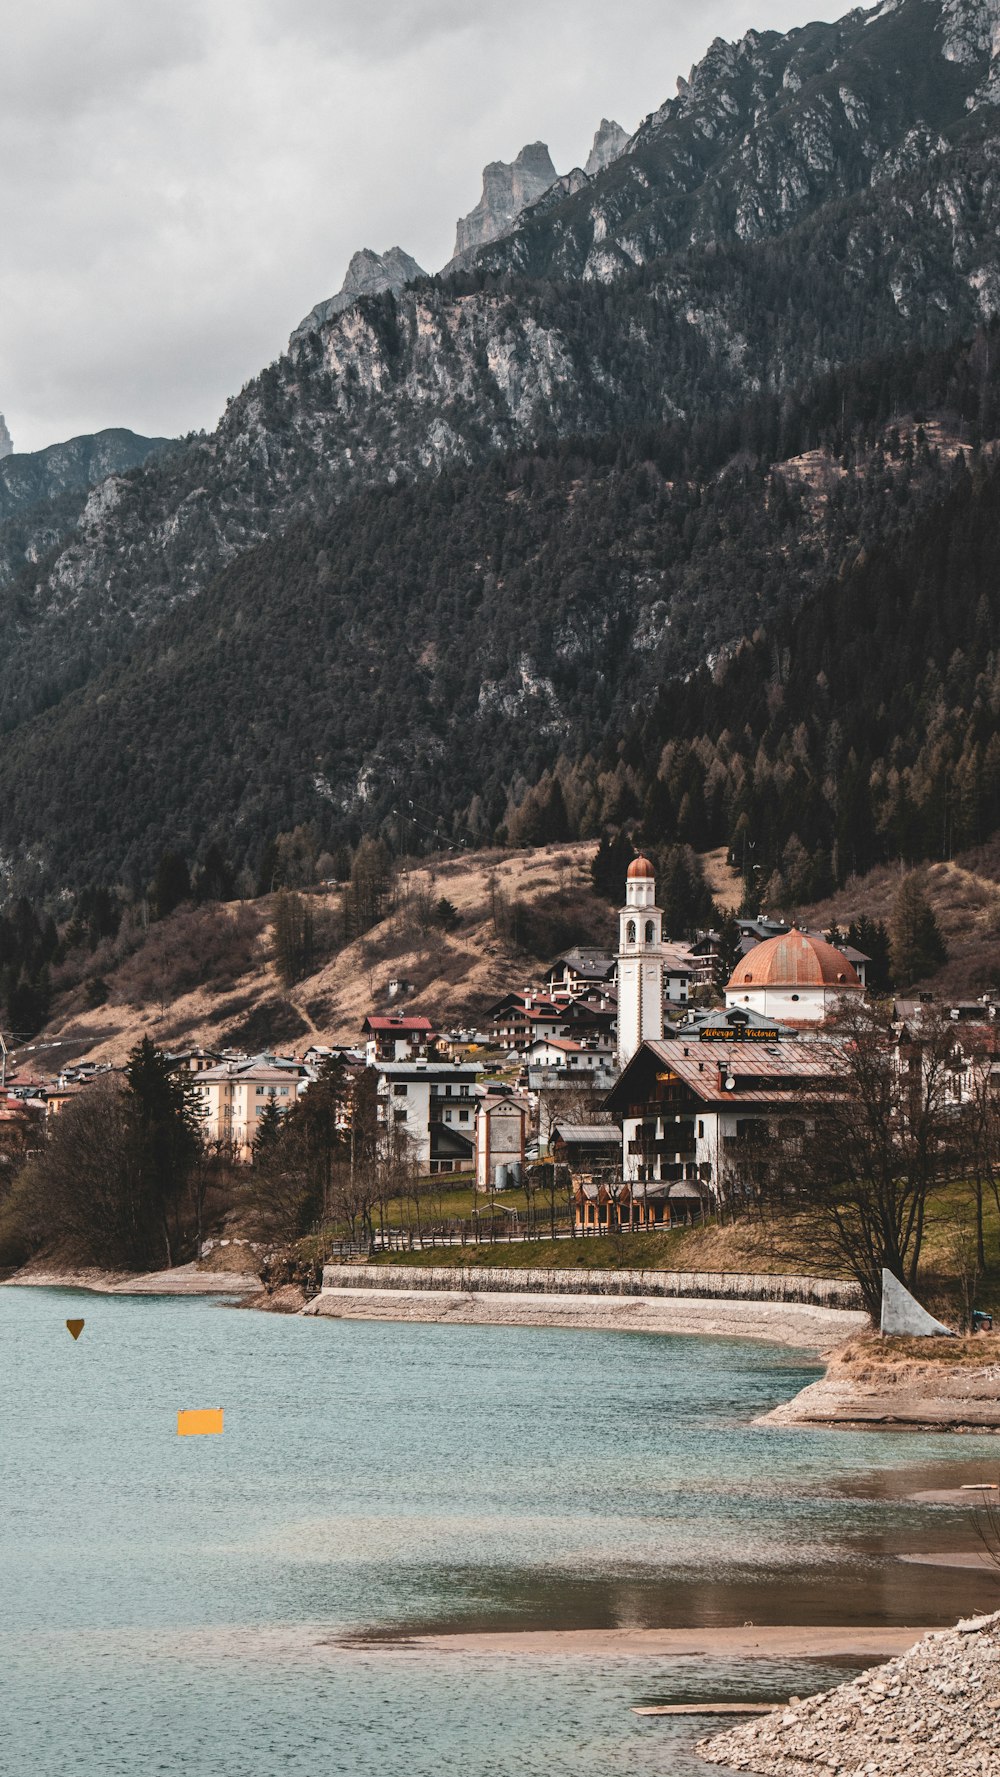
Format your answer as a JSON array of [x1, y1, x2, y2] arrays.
[[0, 0, 849, 453]]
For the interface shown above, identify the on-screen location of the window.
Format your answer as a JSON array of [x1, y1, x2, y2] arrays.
[[698, 1120, 705, 1138], [459, 1108, 470, 1123], [393, 1082, 407, 1096], [255, 1087, 264, 1097]]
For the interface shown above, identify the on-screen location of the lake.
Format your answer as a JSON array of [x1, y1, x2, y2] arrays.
[[2, 1285, 996, 1776]]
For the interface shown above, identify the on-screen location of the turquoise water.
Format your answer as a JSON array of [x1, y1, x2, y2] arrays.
[[1, 1286, 997, 1776]]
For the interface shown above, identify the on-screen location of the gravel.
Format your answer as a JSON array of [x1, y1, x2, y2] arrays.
[[698, 1610, 1000, 1776]]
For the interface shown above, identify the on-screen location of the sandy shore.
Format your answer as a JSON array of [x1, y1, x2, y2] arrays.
[[351, 1625, 931, 1659], [1, 1262, 260, 1295], [301, 1284, 865, 1350]]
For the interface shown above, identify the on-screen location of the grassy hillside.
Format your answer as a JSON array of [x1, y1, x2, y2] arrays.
[[18, 841, 611, 1069]]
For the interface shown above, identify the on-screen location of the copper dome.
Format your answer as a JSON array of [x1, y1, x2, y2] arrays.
[[727, 928, 861, 990], [626, 855, 655, 880]]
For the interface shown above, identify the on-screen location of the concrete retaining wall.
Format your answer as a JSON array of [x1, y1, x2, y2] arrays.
[[320, 1263, 864, 1311]]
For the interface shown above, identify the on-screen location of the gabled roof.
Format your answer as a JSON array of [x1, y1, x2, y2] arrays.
[[604, 1035, 844, 1112], [362, 1015, 434, 1033], [552, 1122, 619, 1146]]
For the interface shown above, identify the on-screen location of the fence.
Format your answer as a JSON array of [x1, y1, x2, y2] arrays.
[[319, 1263, 864, 1311]]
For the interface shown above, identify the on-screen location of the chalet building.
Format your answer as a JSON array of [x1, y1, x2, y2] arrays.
[[526, 1061, 618, 1096], [604, 1034, 844, 1201], [725, 928, 863, 1024], [362, 1014, 435, 1064], [551, 1120, 620, 1181], [543, 948, 616, 1001], [525, 1034, 614, 1071], [488, 992, 569, 1052], [661, 945, 694, 1003], [166, 1047, 224, 1074], [475, 1092, 529, 1190], [375, 1058, 480, 1174], [559, 994, 617, 1040]]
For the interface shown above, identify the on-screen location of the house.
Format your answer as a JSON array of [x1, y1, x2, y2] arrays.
[[661, 943, 695, 1004], [725, 928, 863, 1024], [361, 1014, 435, 1063], [375, 1058, 480, 1174], [165, 1047, 224, 1074], [543, 948, 616, 1002], [524, 1035, 615, 1071], [488, 992, 569, 1052], [475, 1092, 529, 1190], [550, 1120, 620, 1183], [194, 1054, 313, 1160], [603, 1034, 845, 1201]]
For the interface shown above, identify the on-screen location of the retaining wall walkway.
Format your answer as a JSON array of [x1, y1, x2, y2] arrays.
[[319, 1263, 863, 1310]]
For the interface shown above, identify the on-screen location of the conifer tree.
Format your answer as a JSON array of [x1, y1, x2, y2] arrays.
[[889, 874, 947, 987]]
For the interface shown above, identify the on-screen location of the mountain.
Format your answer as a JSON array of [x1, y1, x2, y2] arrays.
[[5, 0, 1000, 896], [0, 415, 12, 459], [584, 119, 629, 176], [449, 141, 558, 265], [291, 246, 425, 344], [0, 428, 172, 525], [0, 427, 173, 604]]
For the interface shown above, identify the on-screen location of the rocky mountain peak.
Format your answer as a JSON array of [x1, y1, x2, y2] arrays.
[[291, 245, 425, 344], [451, 141, 558, 263], [0, 414, 12, 460], [584, 118, 629, 176]]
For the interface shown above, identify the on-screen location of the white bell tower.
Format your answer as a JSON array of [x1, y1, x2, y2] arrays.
[[616, 855, 665, 1071]]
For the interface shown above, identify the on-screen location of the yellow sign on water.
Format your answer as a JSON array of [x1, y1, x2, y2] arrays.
[[177, 1409, 224, 1437]]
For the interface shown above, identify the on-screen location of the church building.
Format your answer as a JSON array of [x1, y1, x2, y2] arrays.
[[724, 927, 863, 1025], [616, 855, 667, 1070]]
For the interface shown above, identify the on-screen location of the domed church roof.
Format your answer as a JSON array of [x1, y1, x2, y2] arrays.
[[727, 927, 861, 991], [626, 855, 655, 880]]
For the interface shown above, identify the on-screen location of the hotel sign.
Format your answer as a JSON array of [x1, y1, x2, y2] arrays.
[[698, 1027, 781, 1042]]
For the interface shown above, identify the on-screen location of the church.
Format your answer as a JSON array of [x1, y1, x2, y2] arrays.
[[724, 926, 863, 1024], [601, 856, 848, 1216]]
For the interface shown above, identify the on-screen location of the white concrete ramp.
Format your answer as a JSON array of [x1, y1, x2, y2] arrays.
[[880, 1267, 954, 1337]]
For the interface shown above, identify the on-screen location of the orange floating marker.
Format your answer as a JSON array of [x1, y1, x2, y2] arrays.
[[66, 1319, 85, 1340], [177, 1408, 223, 1437]]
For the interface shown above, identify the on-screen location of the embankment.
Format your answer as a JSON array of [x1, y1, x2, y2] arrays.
[[760, 1332, 1000, 1431], [699, 1609, 1000, 1776], [304, 1266, 867, 1349]]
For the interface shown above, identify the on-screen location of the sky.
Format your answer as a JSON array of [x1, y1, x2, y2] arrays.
[[0, 0, 850, 453]]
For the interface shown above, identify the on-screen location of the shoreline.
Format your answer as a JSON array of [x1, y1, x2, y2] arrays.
[[0, 1262, 260, 1295], [300, 1283, 864, 1351]]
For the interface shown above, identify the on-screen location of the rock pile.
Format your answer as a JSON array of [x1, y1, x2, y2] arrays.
[[698, 1610, 1000, 1776]]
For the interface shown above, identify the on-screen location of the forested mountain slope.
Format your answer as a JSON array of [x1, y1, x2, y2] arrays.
[[5, 0, 1000, 893], [0, 329, 996, 892]]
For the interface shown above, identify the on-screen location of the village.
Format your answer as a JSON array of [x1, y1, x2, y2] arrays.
[[5, 852, 998, 1256]]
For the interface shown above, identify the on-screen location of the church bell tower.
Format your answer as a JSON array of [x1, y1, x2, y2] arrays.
[[616, 855, 665, 1071]]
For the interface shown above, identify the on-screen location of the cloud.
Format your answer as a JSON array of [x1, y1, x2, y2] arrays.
[[0, 0, 849, 452]]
